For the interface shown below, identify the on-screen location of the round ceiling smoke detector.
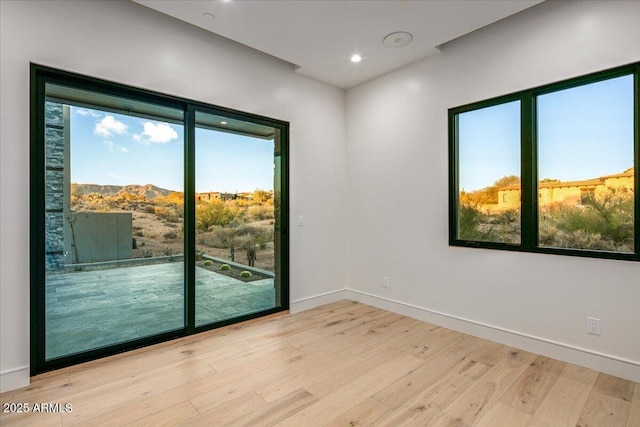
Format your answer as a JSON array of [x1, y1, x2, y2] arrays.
[[383, 31, 413, 48]]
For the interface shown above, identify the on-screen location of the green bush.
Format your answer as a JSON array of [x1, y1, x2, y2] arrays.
[[458, 204, 488, 241], [203, 260, 213, 266], [240, 270, 252, 278], [196, 199, 243, 231], [540, 189, 634, 252], [457, 204, 520, 244], [220, 264, 231, 271]]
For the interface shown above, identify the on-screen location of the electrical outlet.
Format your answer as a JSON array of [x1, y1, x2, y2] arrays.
[[586, 317, 601, 335], [382, 276, 389, 288]]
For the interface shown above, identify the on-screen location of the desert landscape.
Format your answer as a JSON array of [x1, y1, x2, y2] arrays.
[[70, 183, 276, 272], [459, 173, 634, 252]]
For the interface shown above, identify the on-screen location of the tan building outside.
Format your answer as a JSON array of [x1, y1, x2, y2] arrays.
[[496, 167, 634, 211], [195, 191, 261, 202]]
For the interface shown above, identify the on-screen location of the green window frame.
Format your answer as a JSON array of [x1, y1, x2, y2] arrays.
[[449, 62, 639, 261]]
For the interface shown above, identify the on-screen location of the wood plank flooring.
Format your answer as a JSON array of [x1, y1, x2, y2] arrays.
[[1, 301, 638, 426]]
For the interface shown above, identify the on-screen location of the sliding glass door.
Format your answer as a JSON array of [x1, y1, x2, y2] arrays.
[[194, 110, 283, 326], [31, 65, 288, 374], [42, 84, 186, 361]]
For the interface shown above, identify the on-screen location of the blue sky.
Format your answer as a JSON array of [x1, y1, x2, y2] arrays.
[[70, 108, 274, 193], [459, 74, 634, 191], [196, 128, 274, 193], [458, 101, 520, 192]]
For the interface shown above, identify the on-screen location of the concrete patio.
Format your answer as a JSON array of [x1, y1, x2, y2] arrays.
[[45, 262, 275, 359]]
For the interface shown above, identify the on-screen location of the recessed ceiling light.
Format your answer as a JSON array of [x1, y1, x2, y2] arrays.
[[220, 121, 227, 125], [383, 31, 413, 48], [350, 54, 362, 63]]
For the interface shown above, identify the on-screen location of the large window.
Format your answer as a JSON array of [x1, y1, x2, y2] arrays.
[[449, 63, 639, 261], [456, 100, 521, 244], [31, 64, 289, 374]]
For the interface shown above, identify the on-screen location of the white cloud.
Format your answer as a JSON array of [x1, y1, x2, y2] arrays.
[[76, 108, 100, 118], [103, 140, 128, 153], [95, 115, 127, 137], [135, 121, 178, 144], [103, 140, 114, 151]]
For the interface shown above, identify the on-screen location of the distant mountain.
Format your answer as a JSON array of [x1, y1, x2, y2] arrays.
[[117, 184, 173, 199], [71, 183, 174, 199]]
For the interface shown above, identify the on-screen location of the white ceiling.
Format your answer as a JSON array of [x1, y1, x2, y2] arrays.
[[133, 0, 543, 89]]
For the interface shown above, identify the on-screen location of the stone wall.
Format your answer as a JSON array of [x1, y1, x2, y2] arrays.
[[44, 102, 65, 270]]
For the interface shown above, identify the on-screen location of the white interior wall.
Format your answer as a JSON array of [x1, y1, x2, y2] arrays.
[[0, 0, 347, 392], [2, 0, 639, 394], [346, 0, 640, 382]]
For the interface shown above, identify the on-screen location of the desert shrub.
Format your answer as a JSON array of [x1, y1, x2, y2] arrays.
[[163, 230, 177, 240], [232, 198, 251, 208], [496, 209, 519, 225], [155, 192, 184, 206], [196, 199, 243, 231], [220, 264, 231, 271], [458, 204, 486, 240], [541, 189, 634, 251], [154, 206, 170, 219], [70, 188, 84, 207], [163, 247, 176, 257], [84, 195, 112, 212], [539, 225, 609, 251], [457, 204, 520, 244], [234, 235, 252, 251], [252, 189, 272, 204], [240, 271, 252, 278], [198, 224, 273, 249], [248, 205, 274, 221], [236, 225, 272, 249], [200, 227, 233, 248]]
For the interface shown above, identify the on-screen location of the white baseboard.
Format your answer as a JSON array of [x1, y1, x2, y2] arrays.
[[290, 289, 348, 313], [345, 289, 640, 383], [0, 366, 30, 393], [3, 289, 637, 394]]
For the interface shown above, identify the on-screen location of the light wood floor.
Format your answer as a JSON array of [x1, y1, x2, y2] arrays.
[[1, 300, 639, 426]]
